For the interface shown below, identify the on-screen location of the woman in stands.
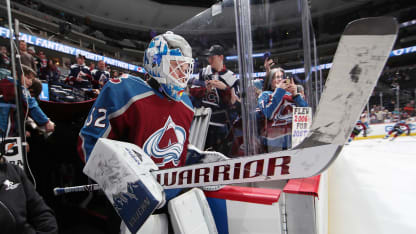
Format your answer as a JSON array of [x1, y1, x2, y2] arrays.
[[257, 67, 308, 152]]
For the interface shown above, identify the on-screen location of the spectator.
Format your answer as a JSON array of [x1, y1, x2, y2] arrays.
[[370, 104, 377, 112], [28, 78, 43, 100], [375, 108, 385, 123], [386, 100, 396, 112], [188, 44, 240, 153], [401, 108, 410, 120], [0, 153, 58, 234], [45, 60, 61, 83], [384, 112, 393, 123], [369, 110, 377, 123], [91, 60, 110, 89], [65, 54, 92, 89], [0, 46, 10, 69], [37, 50, 48, 80], [392, 107, 401, 122], [89, 62, 95, 71], [403, 100, 415, 116], [297, 84, 305, 99], [257, 67, 308, 152], [27, 46, 39, 71], [0, 65, 54, 137], [112, 70, 119, 78], [19, 41, 36, 70]]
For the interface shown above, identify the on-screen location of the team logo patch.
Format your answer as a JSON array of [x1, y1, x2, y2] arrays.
[[272, 98, 294, 127], [143, 116, 186, 167]]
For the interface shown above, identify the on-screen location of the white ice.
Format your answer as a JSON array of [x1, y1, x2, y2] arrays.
[[329, 136, 416, 234]]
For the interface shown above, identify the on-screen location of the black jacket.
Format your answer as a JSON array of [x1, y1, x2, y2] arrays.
[[0, 160, 58, 234]]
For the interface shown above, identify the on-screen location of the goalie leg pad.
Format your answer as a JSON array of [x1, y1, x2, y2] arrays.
[[120, 214, 169, 234], [168, 188, 218, 234]]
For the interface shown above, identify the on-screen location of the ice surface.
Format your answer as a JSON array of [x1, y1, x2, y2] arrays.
[[329, 136, 416, 234]]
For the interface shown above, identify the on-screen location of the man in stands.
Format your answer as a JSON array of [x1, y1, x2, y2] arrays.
[[0, 46, 10, 69], [65, 54, 92, 89], [91, 60, 110, 89], [37, 50, 49, 80], [188, 44, 240, 153], [19, 41, 36, 71]]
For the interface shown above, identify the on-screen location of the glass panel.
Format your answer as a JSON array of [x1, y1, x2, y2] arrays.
[[173, 0, 321, 158], [312, 0, 416, 139], [174, 1, 243, 156]]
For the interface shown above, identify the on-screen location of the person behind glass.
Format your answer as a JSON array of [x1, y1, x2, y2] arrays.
[[65, 54, 92, 89], [18, 41, 36, 71], [0, 153, 58, 234], [188, 44, 239, 152], [91, 60, 110, 89], [0, 46, 10, 69], [297, 84, 305, 99], [257, 67, 308, 152]]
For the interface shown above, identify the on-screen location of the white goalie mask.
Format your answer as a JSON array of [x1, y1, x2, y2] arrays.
[[144, 31, 194, 101]]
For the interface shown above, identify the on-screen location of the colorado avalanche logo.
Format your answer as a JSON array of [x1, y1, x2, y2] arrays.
[[99, 73, 108, 83], [143, 116, 186, 166], [272, 98, 294, 127]]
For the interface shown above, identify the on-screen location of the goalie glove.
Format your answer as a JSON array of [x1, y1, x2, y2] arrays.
[[186, 144, 229, 191]]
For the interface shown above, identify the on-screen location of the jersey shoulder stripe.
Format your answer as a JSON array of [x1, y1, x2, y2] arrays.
[[96, 75, 155, 117]]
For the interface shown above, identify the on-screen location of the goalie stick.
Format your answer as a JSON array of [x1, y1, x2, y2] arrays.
[[54, 17, 398, 195]]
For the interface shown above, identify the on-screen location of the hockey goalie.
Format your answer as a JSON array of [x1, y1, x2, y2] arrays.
[[78, 31, 223, 233]]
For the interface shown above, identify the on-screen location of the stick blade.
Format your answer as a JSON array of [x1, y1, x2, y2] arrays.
[[299, 17, 398, 149], [344, 17, 398, 36]]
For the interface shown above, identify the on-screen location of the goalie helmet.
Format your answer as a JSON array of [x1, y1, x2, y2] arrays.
[[144, 31, 194, 101]]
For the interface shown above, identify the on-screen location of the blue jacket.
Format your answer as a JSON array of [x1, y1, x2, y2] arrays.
[[0, 71, 49, 136]]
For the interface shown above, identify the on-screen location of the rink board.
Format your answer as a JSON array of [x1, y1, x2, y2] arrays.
[[204, 186, 282, 234]]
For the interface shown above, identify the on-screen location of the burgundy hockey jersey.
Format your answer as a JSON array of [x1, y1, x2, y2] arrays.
[[77, 74, 194, 170]]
